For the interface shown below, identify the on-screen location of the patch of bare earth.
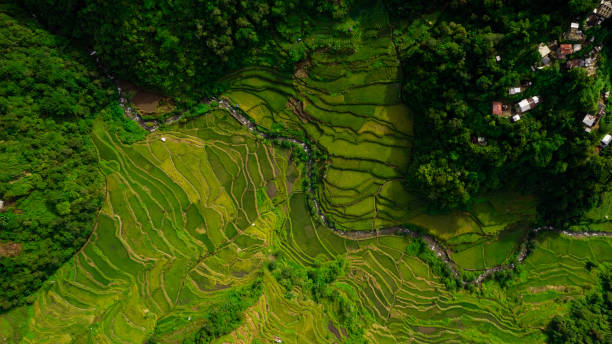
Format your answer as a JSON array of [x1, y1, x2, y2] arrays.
[[117, 80, 174, 116], [0, 242, 22, 257], [328, 320, 342, 340], [528, 285, 570, 293], [294, 58, 311, 79], [266, 181, 277, 198]]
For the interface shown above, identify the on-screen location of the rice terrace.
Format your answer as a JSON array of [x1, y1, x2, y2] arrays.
[[1, 0, 612, 343]]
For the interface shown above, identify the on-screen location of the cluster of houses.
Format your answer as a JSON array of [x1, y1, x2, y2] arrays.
[[487, 0, 612, 150]]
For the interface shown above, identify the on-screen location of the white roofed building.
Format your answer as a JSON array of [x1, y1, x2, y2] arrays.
[[598, 1, 612, 19], [515, 96, 540, 113], [538, 43, 551, 57], [602, 134, 612, 147], [509, 87, 522, 95], [583, 114, 597, 127]]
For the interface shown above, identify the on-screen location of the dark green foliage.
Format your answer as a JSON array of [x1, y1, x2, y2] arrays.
[[18, 0, 354, 99], [0, 4, 109, 311], [101, 103, 148, 144], [391, 0, 612, 223], [270, 256, 345, 302], [189, 278, 263, 344], [546, 267, 612, 343], [405, 238, 460, 290], [269, 256, 367, 343]]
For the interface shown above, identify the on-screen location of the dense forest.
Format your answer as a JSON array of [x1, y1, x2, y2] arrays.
[[389, 0, 612, 224], [546, 266, 611, 343], [17, 0, 612, 226], [17, 0, 354, 100], [0, 3, 111, 310]]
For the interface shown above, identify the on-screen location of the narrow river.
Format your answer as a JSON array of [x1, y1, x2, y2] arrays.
[[94, 50, 612, 286]]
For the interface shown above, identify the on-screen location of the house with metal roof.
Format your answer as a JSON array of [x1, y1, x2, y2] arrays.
[[515, 96, 540, 113]]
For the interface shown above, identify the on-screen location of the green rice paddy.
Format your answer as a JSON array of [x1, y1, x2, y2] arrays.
[[1, 3, 611, 343], [222, 4, 536, 246], [0, 109, 609, 343], [571, 190, 612, 232]]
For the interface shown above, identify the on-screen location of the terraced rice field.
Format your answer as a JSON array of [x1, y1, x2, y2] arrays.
[[571, 190, 612, 232], [224, 6, 416, 233], [279, 197, 612, 343], [1, 3, 611, 343], [222, 4, 536, 247], [0, 112, 300, 343], [0, 104, 610, 343]]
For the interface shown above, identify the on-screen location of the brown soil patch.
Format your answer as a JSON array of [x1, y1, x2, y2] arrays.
[[328, 320, 341, 340], [286, 97, 314, 123], [416, 326, 438, 335], [266, 181, 277, 199], [0, 242, 22, 257], [294, 58, 311, 79], [133, 91, 164, 113], [118, 80, 174, 115], [528, 285, 569, 294]]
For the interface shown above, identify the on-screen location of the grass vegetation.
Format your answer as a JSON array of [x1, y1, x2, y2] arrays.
[[0, 104, 610, 343], [222, 2, 537, 245], [2, 1, 612, 343]]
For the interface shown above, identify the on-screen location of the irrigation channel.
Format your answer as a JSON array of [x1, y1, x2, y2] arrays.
[[214, 98, 612, 286], [91, 46, 612, 286]]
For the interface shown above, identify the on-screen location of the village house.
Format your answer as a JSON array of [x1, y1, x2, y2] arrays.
[[585, 57, 598, 76], [559, 44, 573, 58], [583, 114, 598, 129], [509, 87, 522, 95], [538, 43, 551, 58], [565, 22, 585, 41], [602, 134, 612, 147], [515, 96, 540, 113], [598, 0, 612, 19], [539, 56, 552, 69], [492, 101, 503, 116], [598, 103, 606, 116], [567, 59, 585, 69], [511, 114, 521, 122], [587, 0, 612, 26], [472, 136, 488, 145]]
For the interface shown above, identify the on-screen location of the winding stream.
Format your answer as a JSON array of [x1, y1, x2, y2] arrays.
[[93, 48, 612, 285], [216, 97, 612, 285]]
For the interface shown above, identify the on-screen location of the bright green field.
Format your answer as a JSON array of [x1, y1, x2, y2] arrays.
[[0, 2, 609, 343], [571, 190, 612, 232], [222, 3, 536, 247], [0, 109, 610, 344]]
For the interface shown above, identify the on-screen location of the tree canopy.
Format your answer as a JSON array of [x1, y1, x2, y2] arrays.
[[546, 267, 612, 343], [18, 0, 353, 99], [390, 0, 612, 224], [0, 4, 111, 310]]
